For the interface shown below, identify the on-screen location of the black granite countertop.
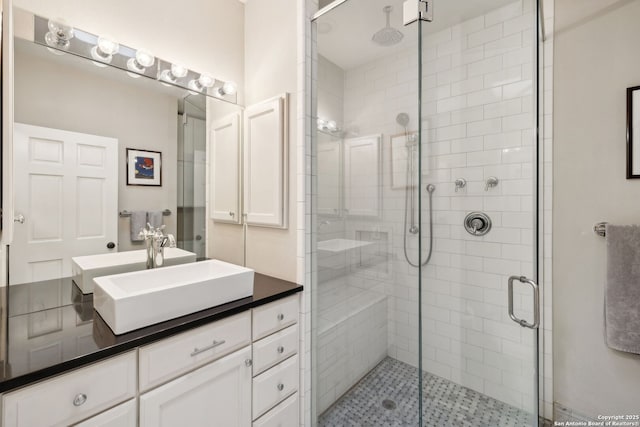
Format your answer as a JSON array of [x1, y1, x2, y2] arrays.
[[1, 273, 302, 393]]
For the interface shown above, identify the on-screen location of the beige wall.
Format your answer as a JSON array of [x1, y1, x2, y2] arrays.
[[14, 42, 178, 252], [554, 0, 640, 416], [243, 0, 298, 282]]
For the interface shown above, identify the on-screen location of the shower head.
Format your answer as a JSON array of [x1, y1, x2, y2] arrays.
[[372, 6, 404, 47], [396, 112, 410, 127]]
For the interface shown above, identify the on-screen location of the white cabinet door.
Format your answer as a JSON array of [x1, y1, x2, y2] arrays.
[[317, 139, 342, 216], [11, 123, 118, 284], [140, 345, 252, 427], [243, 95, 287, 228], [343, 135, 381, 217], [210, 113, 242, 224]]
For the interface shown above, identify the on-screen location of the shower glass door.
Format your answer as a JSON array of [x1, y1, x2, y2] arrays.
[[417, 0, 540, 425], [311, 0, 540, 426], [312, 0, 422, 424]]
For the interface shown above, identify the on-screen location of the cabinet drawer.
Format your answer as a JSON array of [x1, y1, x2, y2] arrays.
[[252, 295, 298, 340], [3, 351, 136, 427], [252, 354, 298, 419], [253, 393, 299, 427], [73, 399, 136, 427], [139, 311, 250, 392], [253, 324, 298, 376]]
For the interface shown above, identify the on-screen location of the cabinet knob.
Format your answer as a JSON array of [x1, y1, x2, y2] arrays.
[[277, 345, 285, 354], [277, 313, 284, 321], [229, 211, 235, 217], [245, 358, 253, 367], [277, 383, 284, 391], [73, 393, 87, 407]]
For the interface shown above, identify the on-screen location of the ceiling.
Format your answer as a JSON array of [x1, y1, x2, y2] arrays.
[[316, 0, 518, 70]]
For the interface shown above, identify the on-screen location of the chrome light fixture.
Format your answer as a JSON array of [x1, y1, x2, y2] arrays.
[[127, 49, 155, 73], [90, 35, 119, 63], [188, 74, 216, 93], [44, 19, 74, 50]]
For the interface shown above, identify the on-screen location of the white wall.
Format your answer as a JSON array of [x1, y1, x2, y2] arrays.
[[243, 0, 298, 283], [553, 0, 640, 417], [14, 44, 179, 252]]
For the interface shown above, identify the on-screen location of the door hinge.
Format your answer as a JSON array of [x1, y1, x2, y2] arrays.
[[403, 0, 433, 26]]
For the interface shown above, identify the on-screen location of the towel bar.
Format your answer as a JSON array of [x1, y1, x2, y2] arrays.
[[120, 209, 171, 218], [594, 222, 607, 237]]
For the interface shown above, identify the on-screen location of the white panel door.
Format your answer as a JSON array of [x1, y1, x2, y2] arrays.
[[210, 113, 241, 224], [139, 346, 252, 427], [243, 95, 287, 228], [343, 135, 381, 217], [11, 123, 118, 285], [317, 139, 342, 216]]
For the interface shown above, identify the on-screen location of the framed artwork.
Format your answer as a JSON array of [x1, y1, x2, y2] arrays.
[[126, 148, 162, 186], [627, 86, 640, 178]]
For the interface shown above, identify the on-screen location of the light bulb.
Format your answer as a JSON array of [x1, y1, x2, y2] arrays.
[[327, 121, 338, 131], [135, 50, 154, 67], [44, 19, 74, 50], [198, 74, 215, 88], [170, 64, 188, 79], [90, 35, 119, 63], [221, 81, 237, 95], [97, 36, 119, 55], [127, 49, 155, 73], [188, 74, 216, 93]]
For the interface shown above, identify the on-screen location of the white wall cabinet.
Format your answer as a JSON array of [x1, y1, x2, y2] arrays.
[[139, 346, 252, 427], [210, 113, 242, 224], [343, 135, 381, 217], [243, 95, 288, 228], [317, 139, 342, 216]]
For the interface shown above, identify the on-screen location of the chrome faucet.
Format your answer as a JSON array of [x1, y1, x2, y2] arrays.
[[139, 223, 176, 269]]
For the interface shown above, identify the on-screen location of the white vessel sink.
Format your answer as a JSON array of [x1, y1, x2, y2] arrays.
[[93, 260, 254, 335], [72, 248, 197, 294]]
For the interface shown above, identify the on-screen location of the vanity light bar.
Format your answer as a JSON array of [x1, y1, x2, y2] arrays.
[[119, 209, 171, 218], [33, 15, 238, 104]]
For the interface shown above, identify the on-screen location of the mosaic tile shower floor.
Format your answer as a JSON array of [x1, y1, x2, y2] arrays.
[[318, 357, 531, 427]]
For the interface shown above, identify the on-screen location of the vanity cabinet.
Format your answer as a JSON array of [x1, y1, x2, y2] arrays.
[[1, 296, 300, 427]]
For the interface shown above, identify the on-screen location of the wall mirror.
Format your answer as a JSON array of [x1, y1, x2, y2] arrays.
[[9, 11, 244, 292], [626, 85, 640, 178]]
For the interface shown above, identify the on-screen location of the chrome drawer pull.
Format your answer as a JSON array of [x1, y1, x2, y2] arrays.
[[277, 383, 284, 391], [73, 393, 87, 407], [277, 345, 285, 354], [190, 339, 226, 357], [277, 313, 284, 321]]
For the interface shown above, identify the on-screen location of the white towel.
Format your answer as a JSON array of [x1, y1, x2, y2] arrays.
[[130, 211, 146, 242], [147, 211, 163, 229]]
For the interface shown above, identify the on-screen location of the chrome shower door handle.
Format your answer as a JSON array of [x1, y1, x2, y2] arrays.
[[508, 276, 540, 329]]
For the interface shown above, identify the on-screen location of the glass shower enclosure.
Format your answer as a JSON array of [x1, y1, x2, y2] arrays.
[[311, 0, 540, 425], [177, 95, 207, 259]]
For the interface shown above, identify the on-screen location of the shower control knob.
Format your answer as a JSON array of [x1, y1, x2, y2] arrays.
[[464, 212, 492, 236]]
